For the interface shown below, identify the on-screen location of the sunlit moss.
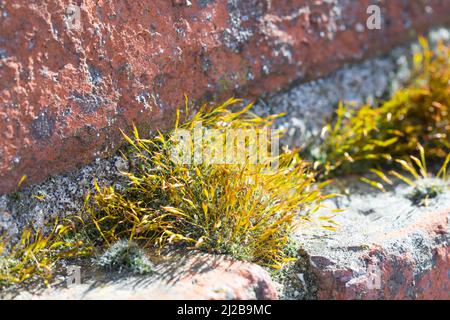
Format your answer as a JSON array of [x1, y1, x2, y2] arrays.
[[313, 38, 450, 178], [364, 143, 449, 206], [3, 36, 448, 289]]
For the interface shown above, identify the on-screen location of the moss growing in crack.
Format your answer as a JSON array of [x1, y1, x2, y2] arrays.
[[269, 238, 317, 300], [391, 145, 449, 206], [0, 220, 92, 289], [96, 240, 154, 275], [84, 98, 336, 269], [5, 37, 449, 289], [0, 98, 336, 289], [312, 38, 450, 178]]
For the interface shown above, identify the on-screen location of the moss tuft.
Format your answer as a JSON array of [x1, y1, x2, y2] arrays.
[[313, 38, 450, 178], [84, 98, 335, 268], [408, 178, 447, 206], [0, 220, 91, 289]]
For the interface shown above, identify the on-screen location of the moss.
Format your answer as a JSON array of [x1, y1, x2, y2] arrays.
[[0, 220, 91, 289], [408, 178, 447, 206], [269, 238, 317, 300], [2, 36, 449, 291], [84, 98, 335, 268], [368, 144, 450, 206]]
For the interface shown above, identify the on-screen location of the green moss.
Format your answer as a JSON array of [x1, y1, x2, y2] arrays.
[[96, 240, 154, 275], [3, 36, 449, 290], [366, 144, 450, 206], [313, 38, 450, 178], [408, 178, 447, 206], [0, 220, 91, 289]]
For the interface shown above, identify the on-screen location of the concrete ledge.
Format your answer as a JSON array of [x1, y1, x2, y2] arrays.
[[290, 184, 450, 300], [6, 252, 278, 300]]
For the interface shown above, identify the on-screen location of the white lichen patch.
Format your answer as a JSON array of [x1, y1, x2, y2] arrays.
[[253, 28, 450, 149]]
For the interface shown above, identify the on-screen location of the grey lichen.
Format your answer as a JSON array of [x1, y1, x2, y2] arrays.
[[96, 240, 154, 275], [30, 110, 56, 141]]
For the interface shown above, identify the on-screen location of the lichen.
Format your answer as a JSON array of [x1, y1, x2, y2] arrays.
[[96, 240, 154, 275]]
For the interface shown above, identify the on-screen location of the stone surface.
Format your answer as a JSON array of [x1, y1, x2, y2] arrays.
[[290, 182, 450, 300], [6, 252, 278, 300], [2, 0, 450, 194]]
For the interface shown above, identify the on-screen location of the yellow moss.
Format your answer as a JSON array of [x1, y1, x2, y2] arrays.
[[85, 98, 335, 268], [315, 38, 450, 178]]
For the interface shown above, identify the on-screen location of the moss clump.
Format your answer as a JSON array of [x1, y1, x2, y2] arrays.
[[5, 36, 448, 289], [313, 38, 450, 178], [0, 221, 91, 288], [408, 178, 447, 206], [0, 98, 334, 288], [96, 240, 154, 275], [85, 98, 334, 268], [365, 144, 450, 206]]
